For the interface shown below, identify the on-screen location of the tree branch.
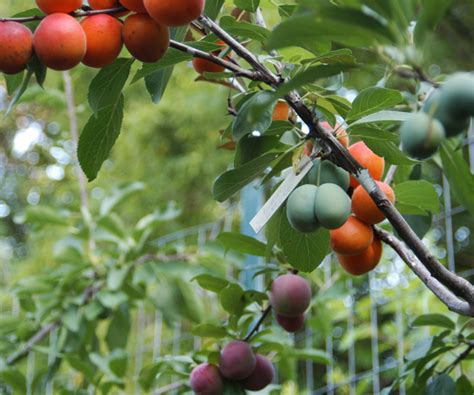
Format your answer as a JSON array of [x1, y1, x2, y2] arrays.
[[374, 227, 474, 317], [442, 343, 474, 374], [6, 321, 61, 365], [0, 6, 127, 22], [169, 40, 259, 81], [244, 306, 272, 342]]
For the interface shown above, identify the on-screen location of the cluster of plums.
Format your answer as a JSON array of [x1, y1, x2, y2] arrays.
[[189, 273, 311, 394], [400, 72, 474, 160], [0, 0, 205, 73], [286, 126, 395, 276], [190, 343, 274, 394]]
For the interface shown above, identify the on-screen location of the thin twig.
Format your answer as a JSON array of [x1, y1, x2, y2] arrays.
[[244, 306, 272, 342], [442, 343, 474, 374], [0, 6, 127, 22]]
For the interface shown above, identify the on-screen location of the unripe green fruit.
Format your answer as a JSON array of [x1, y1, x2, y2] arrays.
[[400, 113, 445, 160], [307, 159, 350, 190], [314, 183, 351, 229], [439, 72, 474, 119], [423, 89, 469, 137], [286, 185, 320, 233]]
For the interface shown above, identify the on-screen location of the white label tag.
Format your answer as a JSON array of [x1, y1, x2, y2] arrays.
[[250, 155, 314, 234]]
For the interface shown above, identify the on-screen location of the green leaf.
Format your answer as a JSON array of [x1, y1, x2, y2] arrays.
[[287, 349, 331, 364], [364, 138, 418, 165], [88, 58, 133, 113], [213, 152, 280, 202], [204, 0, 225, 19], [192, 274, 229, 292], [24, 205, 69, 227], [217, 232, 266, 256], [425, 374, 455, 395], [4, 72, 24, 95], [349, 110, 412, 126], [100, 182, 145, 216], [219, 283, 246, 316], [455, 375, 473, 395], [6, 68, 32, 115], [108, 349, 128, 377], [411, 314, 455, 330], [394, 181, 440, 215], [234, 0, 260, 12], [347, 88, 403, 122], [78, 94, 125, 181], [232, 91, 276, 141], [192, 323, 228, 338], [65, 354, 96, 383], [0, 369, 27, 393], [275, 64, 355, 98], [27, 54, 47, 88], [439, 142, 474, 216], [106, 305, 130, 351], [63, 306, 82, 333], [414, 0, 453, 46], [220, 16, 270, 42], [132, 49, 190, 82], [406, 337, 433, 361], [279, 209, 330, 272]]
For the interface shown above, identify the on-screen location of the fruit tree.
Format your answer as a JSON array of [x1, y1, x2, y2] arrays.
[[0, 0, 473, 394]]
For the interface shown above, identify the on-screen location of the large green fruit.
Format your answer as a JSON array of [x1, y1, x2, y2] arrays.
[[423, 73, 474, 138], [400, 113, 445, 160], [286, 184, 320, 233], [314, 183, 351, 229], [440, 72, 474, 119], [307, 159, 350, 190]]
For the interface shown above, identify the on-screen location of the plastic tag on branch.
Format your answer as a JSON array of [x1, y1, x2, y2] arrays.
[[250, 155, 313, 234]]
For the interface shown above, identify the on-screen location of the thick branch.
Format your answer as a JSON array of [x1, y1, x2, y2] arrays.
[[375, 227, 474, 316]]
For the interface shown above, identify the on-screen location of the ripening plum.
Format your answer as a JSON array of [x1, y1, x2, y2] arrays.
[[81, 15, 123, 68], [307, 158, 350, 190], [276, 313, 305, 333], [33, 14, 86, 71], [144, 0, 205, 27], [89, 0, 129, 17], [123, 14, 169, 63], [286, 185, 320, 233], [352, 181, 395, 224], [314, 183, 351, 229], [219, 341, 256, 380], [400, 113, 445, 160], [189, 363, 223, 395], [272, 100, 290, 121], [338, 237, 383, 276], [240, 354, 275, 391], [330, 216, 373, 256], [269, 274, 312, 317], [119, 0, 147, 13], [36, 0, 83, 14], [348, 142, 385, 188], [0, 22, 34, 74], [192, 41, 228, 74]]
